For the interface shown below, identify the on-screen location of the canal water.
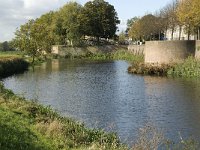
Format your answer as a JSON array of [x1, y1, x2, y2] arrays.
[[3, 59, 200, 145]]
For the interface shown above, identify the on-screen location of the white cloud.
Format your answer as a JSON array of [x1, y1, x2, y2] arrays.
[[0, 0, 67, 42]]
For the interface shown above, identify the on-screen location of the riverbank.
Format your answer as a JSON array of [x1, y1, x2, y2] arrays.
[[51, 45, 144, 62], [0, 82, 127, 150], [0, 56, 29, 78], [128, 57, 200, 78], [0, 55, 127, 149]]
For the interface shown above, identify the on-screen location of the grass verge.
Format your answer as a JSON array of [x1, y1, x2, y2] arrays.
[[0, 82, 127, 150]]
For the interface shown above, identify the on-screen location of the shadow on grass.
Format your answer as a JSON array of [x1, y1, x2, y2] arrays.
[[0, 108, 52, 150]]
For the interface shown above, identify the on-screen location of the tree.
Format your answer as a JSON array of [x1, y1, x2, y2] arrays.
[[126, 17, 139, 33], [58, 2, 83, 46], [51, 12, 66, 45], [160, 0, 179, 40], [14, 20, 38, 63], [0, 41, 9, 51], [128, 19, 142, 41], [177, 0, 200, 40], [82, 0, 120, 41], [33, 11, 55, 53], [118, 31, 126, 44]]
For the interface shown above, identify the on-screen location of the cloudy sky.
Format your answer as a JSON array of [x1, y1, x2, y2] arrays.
[[0, 0, 171, 42]]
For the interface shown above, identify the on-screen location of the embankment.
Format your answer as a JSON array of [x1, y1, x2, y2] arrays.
[[0, 57, 29, 78], [145, 40, 196, 64], [51, 45, 128, 57], [0, 57, 127, 149]]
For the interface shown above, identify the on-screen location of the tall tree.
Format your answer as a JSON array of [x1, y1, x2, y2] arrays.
[[177, 0, 200, 40], [14, 20, 38, 63], [82, 0, 120, 41], [33, 11, 55, 53], [128, 19, 142, 41], [58, 2, 83, 46], [126, 17, 139, 34], [161, 0, 179, 40]]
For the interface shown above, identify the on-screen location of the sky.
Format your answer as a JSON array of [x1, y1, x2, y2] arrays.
[[0, 0, 172, 42]]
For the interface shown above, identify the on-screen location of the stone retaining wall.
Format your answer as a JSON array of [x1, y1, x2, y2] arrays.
[[128, 45, 144, 55], [195, 40, 200, 59], [145, 41, 196, 64], [51, 45, 127, 57]]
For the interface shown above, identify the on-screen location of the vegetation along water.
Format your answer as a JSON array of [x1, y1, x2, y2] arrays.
[[1, 0, 200, 149]]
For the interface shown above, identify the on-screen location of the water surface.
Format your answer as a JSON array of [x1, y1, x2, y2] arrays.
[[3, 59, 200, 145]]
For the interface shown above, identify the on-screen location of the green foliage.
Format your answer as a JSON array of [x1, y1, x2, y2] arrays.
[[0, 41, 17, 51], [167, 57, 200, 77], [82, 0, 120, 40], [87, 50, 144, 62], [126, 17, 139, 32], [129, 57, 200, 78], [128, 14, 163, 41], [118, 31, 126, 44], [58, 2, 83, 46]]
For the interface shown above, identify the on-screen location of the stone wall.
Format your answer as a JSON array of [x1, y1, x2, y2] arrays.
[[145, 40, 196, 64], [128, 45, 144, 55], [51, 45, 127, 57], [195, 40, 200, 59]]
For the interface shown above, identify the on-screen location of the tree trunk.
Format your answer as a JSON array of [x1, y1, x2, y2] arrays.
[[171, 28, 174, 40], [32, 55, 35, 64], [159, 31, 161, 41], [97, 37, 100, 45], [188, 25, 190, 40], [178, 26, 182, 40], [198, 27, 200, 40]]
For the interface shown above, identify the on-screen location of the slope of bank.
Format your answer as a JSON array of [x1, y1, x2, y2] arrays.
[[0, 83, 126, 150], [0, 56, 29, 78], [0, 56, 127, 149]]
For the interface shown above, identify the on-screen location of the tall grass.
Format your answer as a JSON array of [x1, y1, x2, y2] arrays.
[[87, 50, 144, 62], [129, 57, 200, 78], [167, 57, 200, 77]]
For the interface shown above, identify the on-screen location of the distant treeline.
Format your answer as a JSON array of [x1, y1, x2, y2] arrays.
[[127, 0, 200, 41], [0, 41, 16, 51]]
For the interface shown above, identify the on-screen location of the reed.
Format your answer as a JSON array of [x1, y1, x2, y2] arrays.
[[87, 50, 144, 62], [167, 57, 200, 77]]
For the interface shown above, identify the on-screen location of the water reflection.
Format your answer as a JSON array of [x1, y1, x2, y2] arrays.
[[3, 59, 200, 145], [144, 76, 200, 141]]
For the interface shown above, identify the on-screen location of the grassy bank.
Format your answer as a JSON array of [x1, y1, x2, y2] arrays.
[[87, 50, 144, 62], [0, 83, 127, 150], [167, 57, 200, 77], [128, 57, 200, 78], [0, 56, 29, 78]]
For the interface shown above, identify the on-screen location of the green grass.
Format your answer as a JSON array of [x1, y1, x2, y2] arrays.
[[0, 51, 23, 58], [129, 57, 200, 78], [87, 50, 144, 62], [0, 83, 127, 150], [167, 57, 200, 77]]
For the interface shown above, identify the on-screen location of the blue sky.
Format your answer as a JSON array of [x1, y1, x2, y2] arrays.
[[0, 0, 172, 42]]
